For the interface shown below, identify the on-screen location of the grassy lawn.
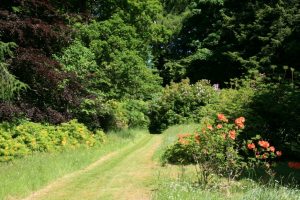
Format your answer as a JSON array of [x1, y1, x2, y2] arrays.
[[0, 129, 144, 200]]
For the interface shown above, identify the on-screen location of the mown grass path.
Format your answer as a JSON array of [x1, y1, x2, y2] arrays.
[[22, 134, 162, 200]]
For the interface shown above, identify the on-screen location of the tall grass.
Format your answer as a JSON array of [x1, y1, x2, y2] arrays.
[[0, 129, 145, 200], [153, 177, 300, 200]]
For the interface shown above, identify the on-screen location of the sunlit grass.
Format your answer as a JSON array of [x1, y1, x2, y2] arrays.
[[0, 129, 145, 200], [152, 164, 300, 200]]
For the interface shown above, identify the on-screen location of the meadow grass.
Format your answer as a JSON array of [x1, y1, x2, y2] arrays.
[[152, 124, 300, 200], [0, 129, 145, 200], [152, 174, 300, 200]]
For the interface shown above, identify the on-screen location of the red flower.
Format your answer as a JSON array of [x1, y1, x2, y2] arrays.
[[269, 146, 275, 152], [229, 130, 236, 140], [217, 114, 228, 122], [217, 124, 223, 129], [276, 151, 282, 157], [258, 140, 270, 149], [288, 162, 300, 169], [247, 143, 255, 150]]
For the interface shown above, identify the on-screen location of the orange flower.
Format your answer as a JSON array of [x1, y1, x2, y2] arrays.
[[177, 133, 191, 145], [178, 138, 189, 145], [258, 140, 270, 149], [288, 162, 300, 169], [269, 146, 275, 152], [207, 125, 213, 130], [229, 130, 236, 140], [247, 143, 255, 150], [217, 124, 223, 129], [194, 134, 200, 143], [276, 151, 282, 157], [177, 133, 191, 139], [239, 117, 245, 123], [262, 153, 268, 159], [217, 114, 228, 122], [235, 117, 245, 129]]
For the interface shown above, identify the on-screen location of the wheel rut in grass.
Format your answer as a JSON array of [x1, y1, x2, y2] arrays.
[[22, 134, 162, 200]]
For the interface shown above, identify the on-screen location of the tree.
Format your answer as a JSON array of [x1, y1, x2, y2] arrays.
[[0, 41, 26, 101], [158, 0, 300, 85]]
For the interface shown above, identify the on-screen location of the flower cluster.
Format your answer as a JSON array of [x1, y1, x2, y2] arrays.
[[235, 117, 245, 129], [205, 114, 244, 140], [247, 139, 282, 160], [217, 114, 228, 122], [177, 133, 200, 145]]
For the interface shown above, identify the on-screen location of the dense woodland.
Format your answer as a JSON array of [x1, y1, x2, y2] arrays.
[[0, 0, 299, 161]]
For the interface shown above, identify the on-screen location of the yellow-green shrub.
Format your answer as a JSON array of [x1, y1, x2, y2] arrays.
[[0, 120, 106, 161]]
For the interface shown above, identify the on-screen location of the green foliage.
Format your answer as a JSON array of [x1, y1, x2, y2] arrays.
[[103, 99, 150, 130], [57, 15, 163, 101], [196, 69, 300, 158], [54, 40, 98, 79], [0, 41, 26, 100], [158, 0, 300, 85], [0, 120, 106, 162], [149, 79, 217, 132]]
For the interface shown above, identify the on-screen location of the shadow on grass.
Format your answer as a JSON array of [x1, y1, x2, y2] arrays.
[[239, 161, 300, 187]]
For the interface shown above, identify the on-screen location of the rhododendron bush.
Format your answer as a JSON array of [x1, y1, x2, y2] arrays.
[[162, 114, 283, 185]]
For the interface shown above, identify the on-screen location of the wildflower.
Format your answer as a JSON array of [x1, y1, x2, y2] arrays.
[[258, 140, 270, 149], [288, 162, 300, 169], [217, 114, 228, 122], [217, 124, 223, 129], [276, 151, 282, 157], [229, 130, 236, 140], [269, 146, 275, 152], [247, 143, 255, 150]]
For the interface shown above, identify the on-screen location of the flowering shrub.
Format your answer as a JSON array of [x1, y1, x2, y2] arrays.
[[149, 79, 218, 133], [162, 133, 200, 164], [244, 135, 282, 169], [162, 114, 283, 185]]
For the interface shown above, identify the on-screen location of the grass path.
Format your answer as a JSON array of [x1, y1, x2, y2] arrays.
[[22, 134, 162, 200]]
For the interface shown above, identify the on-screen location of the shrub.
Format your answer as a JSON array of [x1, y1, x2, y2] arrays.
[[0, 120, 106, 161], [198, 69, 300, 159], [162, 114, 283, 186], [149, 79, 217, 133], [103, 99, 150, 130]]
